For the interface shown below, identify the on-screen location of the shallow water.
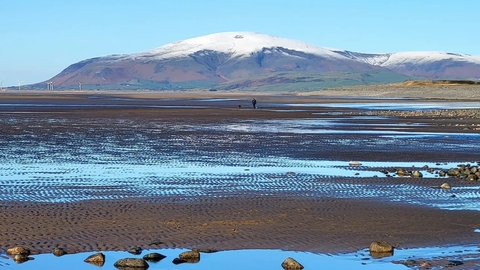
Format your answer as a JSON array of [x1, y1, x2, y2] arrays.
[[285, 101, 480, 110], [0, 156, 478, 210], [0, 113, 479, 210], [1, 245, 478, 270]]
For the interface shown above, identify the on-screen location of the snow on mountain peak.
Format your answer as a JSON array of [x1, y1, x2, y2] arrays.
[[379, 51, 480, 67], [137, 32, 344, 60]]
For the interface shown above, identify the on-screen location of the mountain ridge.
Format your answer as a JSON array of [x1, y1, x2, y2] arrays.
[[26, 32, 480, 90]]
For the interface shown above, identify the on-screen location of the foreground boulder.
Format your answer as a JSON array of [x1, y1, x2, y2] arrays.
[[53, 247, 67, 257], [114, 258, 149, 269], [172, 250, 201, 264], [12, 254, 33, 263], [84, 253, 105, 267], [281, 257, 304, 269], [369, 241, 394, 253], [179, 250, 200, 260], [128, 246, 143, 255], [7, 247, 30, 256], [142, 252, 166, 262]]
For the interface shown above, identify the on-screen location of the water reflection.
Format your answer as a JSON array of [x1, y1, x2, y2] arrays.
[[285, 101, 480, 110]]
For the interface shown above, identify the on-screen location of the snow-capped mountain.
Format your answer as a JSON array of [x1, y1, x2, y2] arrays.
[[336, 50, 480, 79], [133, 32, 346, 61], [34, 32, 480, 90]]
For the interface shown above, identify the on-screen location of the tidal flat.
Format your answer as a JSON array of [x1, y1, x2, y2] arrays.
[[0, 90, 479, 269]]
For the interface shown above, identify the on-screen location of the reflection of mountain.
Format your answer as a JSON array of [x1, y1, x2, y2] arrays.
[[30, 32, 480, 90]]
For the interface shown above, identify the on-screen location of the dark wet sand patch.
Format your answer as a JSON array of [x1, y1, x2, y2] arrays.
[[0, 196, 479, 255]]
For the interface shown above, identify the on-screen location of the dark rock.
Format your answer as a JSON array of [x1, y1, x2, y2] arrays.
[[467, 174, 478, 181], [53, 247, 67, 257], [281, 257, 304, 269], [84, 252, 105, 267], [12, 255, 33, 263], [396, 168, 407, 176], [7, 247, 30, 256], [179, 250, 200, 260], [128, 247, 142, 255], [402, 259, 416, 266], [412, 170, 423, 178], [448, 260, 463, 266], [369, 241, 394, 253], [172, 258, 187, 265], [173, 251, 200, 264], [192, 248, 218, 253], [142, 252, 166, 262], [114, 258, 149, 269], [447, 168, 460, 177]]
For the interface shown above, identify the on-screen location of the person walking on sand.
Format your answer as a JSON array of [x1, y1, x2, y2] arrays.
[[252, 98, 257, 109]]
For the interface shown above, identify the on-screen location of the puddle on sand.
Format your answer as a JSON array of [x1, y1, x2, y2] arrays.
[[201, 118, 480, 138], [1, 245, 478, 270]]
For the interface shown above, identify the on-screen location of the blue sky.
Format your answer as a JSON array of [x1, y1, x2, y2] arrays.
[[1, 0, 479, 87]]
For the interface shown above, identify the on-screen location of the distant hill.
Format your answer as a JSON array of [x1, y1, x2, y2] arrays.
[[25, 32, 480, 91], [390, 80, 480, 86]]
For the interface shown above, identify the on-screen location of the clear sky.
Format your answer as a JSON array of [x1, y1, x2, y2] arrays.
[[1, 0, 479, 87]]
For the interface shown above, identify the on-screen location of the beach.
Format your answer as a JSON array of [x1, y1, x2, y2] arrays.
[[0, 86, 479, 268]]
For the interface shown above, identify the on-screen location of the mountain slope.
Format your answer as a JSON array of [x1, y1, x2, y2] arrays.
[[29, 32, 480, 90], [336, 50, 480, 79]]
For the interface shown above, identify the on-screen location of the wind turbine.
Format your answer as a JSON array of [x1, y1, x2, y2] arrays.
[[0, 80, 3, 91], [78, 81, 82, 91], [17, 80, 22, 91], [50, 81, 54, 91]]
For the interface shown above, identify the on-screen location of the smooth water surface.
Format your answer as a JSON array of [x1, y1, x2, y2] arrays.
[[1, 245, 479, 270], [285, 101, 480, 110]]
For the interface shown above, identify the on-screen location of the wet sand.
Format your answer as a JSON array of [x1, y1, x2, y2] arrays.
[[1, 197, 479, 255], [0, 89, 479, 262]]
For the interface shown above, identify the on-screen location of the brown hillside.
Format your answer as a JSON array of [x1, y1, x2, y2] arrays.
[[391, 80, 480, 86]]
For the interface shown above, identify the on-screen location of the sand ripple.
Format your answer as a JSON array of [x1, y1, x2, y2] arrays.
[[0, 113, 478, 211]]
